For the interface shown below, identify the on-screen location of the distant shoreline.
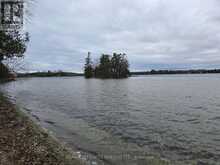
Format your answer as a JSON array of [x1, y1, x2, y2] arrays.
[[17, 72, 84, 78], [17, 69, 220, 78], [130, 69, 220, 76]]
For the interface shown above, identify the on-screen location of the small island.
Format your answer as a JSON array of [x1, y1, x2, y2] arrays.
[[84, 52, 130, 79]]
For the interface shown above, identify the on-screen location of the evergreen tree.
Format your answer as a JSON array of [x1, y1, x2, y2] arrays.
[[120, 53, 130, 78], [111, 53, 129, 78], [84, 52, 130, 79], [84, 52, 93, 78], [97, 54, 111, 78]]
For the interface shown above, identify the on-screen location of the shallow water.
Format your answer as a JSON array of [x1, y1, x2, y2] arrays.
[[1, 74, 220, 164]]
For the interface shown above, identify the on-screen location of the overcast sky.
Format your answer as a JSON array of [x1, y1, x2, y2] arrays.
[[24, 0, 220, 72]]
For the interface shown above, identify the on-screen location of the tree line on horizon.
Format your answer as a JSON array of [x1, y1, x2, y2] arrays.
[[84, 52, 130, 79], [131, 69, 220, 75]]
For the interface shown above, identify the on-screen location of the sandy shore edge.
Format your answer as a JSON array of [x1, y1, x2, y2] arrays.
[[0, 94, 84, 165]]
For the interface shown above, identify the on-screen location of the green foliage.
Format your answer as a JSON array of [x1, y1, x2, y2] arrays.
[[84, 52, 130, 79], [0, 31, 29, 78], [0, 31, 29, 61], [111, 53, 129, 78], [84, 52, 93, 78], [95, 54, 111, 78]]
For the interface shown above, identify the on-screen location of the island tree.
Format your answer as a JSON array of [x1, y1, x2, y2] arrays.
[[111, 53, 129, 78], [84, 52, 130, 79], [95, 54, 111, 78], [84, 52, 93, 78]]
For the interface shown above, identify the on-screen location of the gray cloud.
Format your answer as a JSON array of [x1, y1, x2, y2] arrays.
[[25, 0, 220, 72]]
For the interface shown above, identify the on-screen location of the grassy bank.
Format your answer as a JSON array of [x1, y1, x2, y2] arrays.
[[0, 94, 83, 165]]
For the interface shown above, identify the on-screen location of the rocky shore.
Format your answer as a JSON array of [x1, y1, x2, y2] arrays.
[[0, 95, 83, 165]]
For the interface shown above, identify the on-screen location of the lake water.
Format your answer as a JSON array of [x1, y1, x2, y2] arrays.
[[1, 75, 220, 164]]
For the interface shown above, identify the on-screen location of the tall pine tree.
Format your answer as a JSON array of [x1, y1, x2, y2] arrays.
[[84, 52, 93, 78]]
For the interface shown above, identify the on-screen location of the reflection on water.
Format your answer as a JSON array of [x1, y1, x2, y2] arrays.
[[1, 74, 220, 164]]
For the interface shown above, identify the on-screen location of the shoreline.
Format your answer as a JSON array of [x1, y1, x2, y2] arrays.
[[16, 69, 220, 78], [0, 94, 177, 165], [0, 94, 84, 165], [0, 89, 212, 165]]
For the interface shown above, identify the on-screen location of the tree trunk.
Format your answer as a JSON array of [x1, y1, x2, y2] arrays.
[[0, 62, 10, 78]]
